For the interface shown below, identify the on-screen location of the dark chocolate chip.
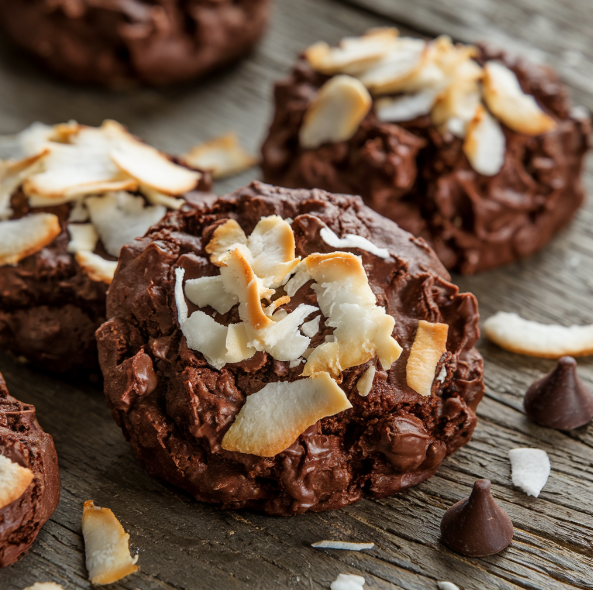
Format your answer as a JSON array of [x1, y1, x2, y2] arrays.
[[440, 479, 514, 557], [524, 356, 593, 430]]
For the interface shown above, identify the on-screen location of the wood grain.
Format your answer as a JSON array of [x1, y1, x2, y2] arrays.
[[1, 0, 593, 589]]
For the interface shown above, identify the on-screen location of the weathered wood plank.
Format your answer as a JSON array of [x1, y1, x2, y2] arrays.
[[340, 0, 593, 111], [1, 0, 593, 588]]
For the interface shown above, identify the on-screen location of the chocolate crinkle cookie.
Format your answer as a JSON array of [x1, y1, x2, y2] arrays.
[[0, 373, 60, 567], [97, 181, 484, 515], [261, 29, 591, 274], [0, 0, 272, 87], [0, 120, 211, 374]]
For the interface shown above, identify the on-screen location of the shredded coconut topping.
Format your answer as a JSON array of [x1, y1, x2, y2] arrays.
[[0, 120, 198, 280], [302, 29, 557, 176], [174, 215, 407, 456]]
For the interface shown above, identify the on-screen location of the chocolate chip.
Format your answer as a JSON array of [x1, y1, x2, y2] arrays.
[[524, 356, 593, 430], [440, 479, 513, 557]]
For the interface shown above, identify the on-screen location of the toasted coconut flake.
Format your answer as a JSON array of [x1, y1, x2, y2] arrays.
[[22, 123, 136, 199], [67, 223, 98, 254], [141, 185, 185, 210], [312, 540, 374, 550], [302, 252, 402, 378], [358, 37, 427, 94], [356, 365, 376, 397], [206, 219, 248, 267], [376, 88, 440, 122], [509, 448, 550, 498], [320, 226, 389, 259], [305, 28, 399, 75], [184, 275, 238, 315], [483, 62, 557, 135], [431, 59, 483, 136], [20, 119, 198, 201], [76, 251, 117, 284], [82, 500, 139, 585], [0, 150, 48, 219], [463, 104, 506, 176], [484, 312, 593, 358], [0, 454, 34, 509], [248, 215, 300, 288], [184, 133, 257, 179], [23, 584, 66, 590], [264, 295, 291, 318], [299, 75, 372, 149], [221, 372, 352, 457], [220, 247, 274, 330], [331, 574, 366, 590], [86, 192, 166, 257], [406, 320, 449, 397], [0, 213, 61, 266], [110, 136, 201, 195], [437, 583, 461, 590]]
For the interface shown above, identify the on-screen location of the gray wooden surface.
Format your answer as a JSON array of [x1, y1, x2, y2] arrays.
[[1, 1, 593, 589]]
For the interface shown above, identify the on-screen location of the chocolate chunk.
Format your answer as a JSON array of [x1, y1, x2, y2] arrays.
[[524, 356, 593, 430], [0, 0, 272, 87], [440, 479, 514, 557], [97, 181, 485, 515], [0, 373, 60, 567]]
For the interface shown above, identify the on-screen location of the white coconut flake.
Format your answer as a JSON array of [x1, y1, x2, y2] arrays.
[[509, 448, 550, 498], [174, 267, 189, 324], [301, 315, 321, 338], [437, 583, 461, 590], [184, 275, 239, 315], [356, 365, 376, 397], [68, 198, 89, 222], [436, 365, 447, 383], [463, 105, 505, 176], [284, 262, 312, 297], [331, 573, 366, 590], [86, 191, 166, 257], [312, 540, 374, 550], [320, 226, 389, 258], [483, 312, 593, 358], [376, 88, 439, 122], [67, 223, 98, 254]]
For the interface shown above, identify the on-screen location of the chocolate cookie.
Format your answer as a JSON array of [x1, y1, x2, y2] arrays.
[[261, 30, 591, 274], [0, 0, 272, 87], [0, 121, 211, 374], [0, 373, 60, 567], [97, 181, 484, 515]]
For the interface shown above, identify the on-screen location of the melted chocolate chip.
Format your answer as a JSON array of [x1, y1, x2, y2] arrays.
[[524, 356, 593, 430], [440, 479, 514, 557]]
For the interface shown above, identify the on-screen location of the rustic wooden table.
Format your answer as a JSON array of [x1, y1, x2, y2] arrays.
[[0, 1, 592, 589]]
